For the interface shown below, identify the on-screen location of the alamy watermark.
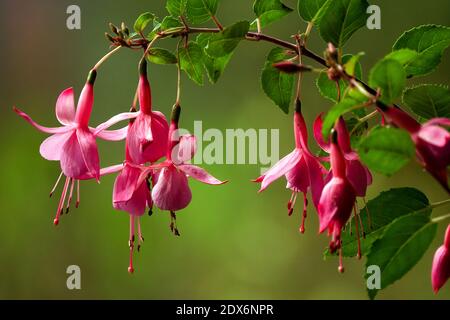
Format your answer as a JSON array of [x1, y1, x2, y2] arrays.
[[174, 121, 280, 174]]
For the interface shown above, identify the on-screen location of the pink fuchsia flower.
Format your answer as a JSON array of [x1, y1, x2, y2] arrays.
[[380, 106, 450, 193], [112, 145, 154, 274], [314, 114, 372, 198], [254, 102, 326, 233], [432, 224, 450, 294], [140, 104, 227, 235], [127, 59, 169, 164], [13, 69, 138, 225], [318, 130, 356, 273]]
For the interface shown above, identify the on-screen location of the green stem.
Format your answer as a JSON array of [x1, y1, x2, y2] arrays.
[[93, 46, 121, 71], [432, 213, 450, 223], [431, 198, 450, 209]]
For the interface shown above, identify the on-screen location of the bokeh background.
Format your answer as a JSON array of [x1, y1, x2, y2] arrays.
[[0, 0, 449, 299]]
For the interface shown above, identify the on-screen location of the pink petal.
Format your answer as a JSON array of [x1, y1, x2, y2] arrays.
[[100, 164, 123, 176], [114, 180, 150, 216], [424, 118, 450, 127], [128, 112, 169, 164], [336, 117, 352, 153], [113, 165, 140, 203], [39, 131, 74, 161], [13, 107, 72, 134], [78, 163, 124, 180], [60, 132, 90, 179], [93, 112, 139, 135], [318, 177, 355, 233], [304, 154, 326, 208], [259, 149, 301, 192], [94, 126, 128, 141], [346, 159, 370, 197], [313, 113, 331, 152], [76, 128, 100, 180], [152, 166, 192, 211], [286, 156, 309, 193], [178, 164, 227, 185], [172, 135, 197, 165], [431, 246, 450, 294], [55, 87, 76, 125], [418, 125, 450, 148]]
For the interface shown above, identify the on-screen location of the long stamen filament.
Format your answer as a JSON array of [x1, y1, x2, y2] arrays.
[[353, 205, 362, 259], [49, 171, 63, 198], [65, 178, 75, 214], [54, 177, 70, 226], [128, 215, 135, 274]]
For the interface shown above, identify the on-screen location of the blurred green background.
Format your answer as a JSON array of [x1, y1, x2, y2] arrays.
[[1, 0, 449, 299]]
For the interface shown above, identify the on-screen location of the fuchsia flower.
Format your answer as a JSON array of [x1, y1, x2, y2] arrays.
[[381, 106, 450, 193], [127, 59, 169, 164], [13, 69, 138, 225], [140, 105, 227, 235], [314, 115, 372, 198], [432, 224, 450, 294], [318, 129, 356, 272], [112, 144, 153, 274], [254, 102, 326, 232]]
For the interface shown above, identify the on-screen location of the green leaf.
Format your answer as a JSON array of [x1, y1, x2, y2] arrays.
[[197, 33, 232, 83], [147, 48, 178, 65], [186, 0, 219, 24], [319, 0, 369, 47], [331, 188, 431, 258], [369, 59, 406, 104], [366, 213, 437, 299], [358, 126, 415, 176], [298, 0, 330, 23], [160, 16, 183, 30], [316, 54, 363, 103], [321, 97, 361, 139], [166, 0, 188, 17], [403, 84, 450, 120], [252, 0, 293, 28], [205, 21, 249, 57], [393, 25, 450, 77], [384, 49, 418, 66], [134, 12, 155, 33], [261, 47, 295, 113], [344, 52, 364, 76], [179, 42, 204, 85]]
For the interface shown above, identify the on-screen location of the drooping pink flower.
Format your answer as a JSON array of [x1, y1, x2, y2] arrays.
[[139, 105, 227, 235], [254, 102, 326, 233], [432, 224, 450, 294], [13, 69, 138, 225], [314, 114, 372, 198], [126, 58, 169, 164], [112, 144, 154, 274], [381, 106, 450, 193], [318, 129, 356, 272]]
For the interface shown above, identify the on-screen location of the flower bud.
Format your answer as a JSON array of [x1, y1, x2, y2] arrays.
[[109, 23, 119, 35], [273, 61, 312, 74]]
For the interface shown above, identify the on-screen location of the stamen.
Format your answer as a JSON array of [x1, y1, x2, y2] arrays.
[[49, 171, 63, 198], [363, 198, 373, 230], [355, 201, 366, 239], [65, 178, 75, 214], [128, 215, 135, 274], [299, 192, 308, 234], [288, 192, 297, 216], [353, 205, 362, 259], [75, 180, 80, 208], [338, 244, 345, 273], [137, 217, 144, 252], [54, 177, 70, 226], [170, 211, 180, 236]]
